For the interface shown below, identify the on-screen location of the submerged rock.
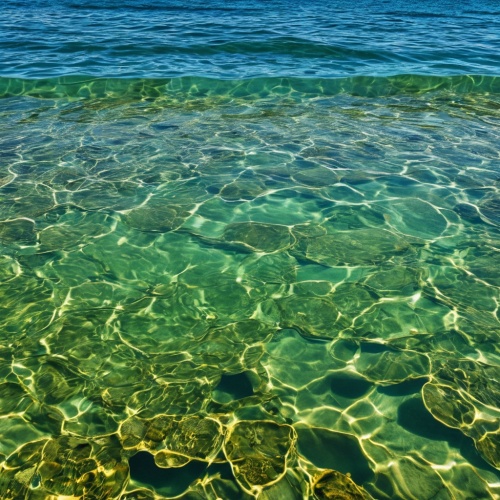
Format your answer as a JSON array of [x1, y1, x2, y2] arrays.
[[222, 222, 292, 253], [119, 414, 224, 465], [354, 343, 431, 385], [277, 295, 350, 340], [124, 200, 192, 232], [223, 420, 296, 495], [38, 213, 107, 252], [220, 178, 268, 201], [453, 202, 483, 224], [292, 166, 340, 187], [312, 469, 370, 500], [380, 198, 448, 240], [422, 358, 500, 469], [238, 253, 297, 284], [0, 218, 36, 245], [295, 228, 411, 267], [0, 435, 128, 499], [478, 196, 500, 225], [363, 265, 424, 295]]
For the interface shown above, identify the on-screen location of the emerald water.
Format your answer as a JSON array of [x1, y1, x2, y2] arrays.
[[1, 74, 499, 499], [1, 1, 500, 499]]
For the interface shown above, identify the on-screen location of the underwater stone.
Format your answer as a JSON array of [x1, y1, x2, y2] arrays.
[[154, 450, 191, 468], [330, 283, 375, 318], [222, 222, 292, 253], [196, 280, 266, 322], [478, 196, 500, 224], [0, 218, 36, 245], [292, 166, 340, 187], [120, 414, 224, 464], [220, 179, 268, 201], [238, 253, 297, 284], [9, 194, 55, 219], [32, 361, 83, 405], [363, 265, 423, 295], [423, 265, 498, 317], [120, 416, 148, 450], [475, 433, 500, 471], [380, 198, 448, 240], [352, 295, 450, 340], [71, 182, 148, 211], [37, 216, 106, 252], [121, 488, 157, 500], [467, 249, 500, 288], [422, 358, 500, 469], [223, 420, 297, 495], [0, 382, 32, 414], [166, 415, 225, 461], [312, 469, 370, 500], [258, 470, 306, 500], [0, 436, 128, 499], [277, 295, 350, 340], [291, 221, 327, 239], [383, 457, 452, 499], [124, 200, 192, 232], [453, 202, 483, 224], [354, 344, 430, 385], [0, 415, 48, 463], [328, 339, 360, 366], [0, 255, 20, 281], [298, 228, 411, 267], [324, 204, 386, 230], [0, 440, 45, 498], [191, 320, 276, 372], [296, 426, 373, 485]]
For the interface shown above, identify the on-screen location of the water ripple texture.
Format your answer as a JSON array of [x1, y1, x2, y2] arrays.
[[0, 73, 500, 499], [1, 0, 499, 78]]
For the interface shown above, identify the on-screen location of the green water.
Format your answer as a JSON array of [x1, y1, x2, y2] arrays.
[[0, 76, 499, 499]]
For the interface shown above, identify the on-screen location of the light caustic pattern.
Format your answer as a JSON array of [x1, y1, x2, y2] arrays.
[[0, 76, 499, 499]]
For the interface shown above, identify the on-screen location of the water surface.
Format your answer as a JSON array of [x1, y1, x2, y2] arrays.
[[0, 1, 499, 499]]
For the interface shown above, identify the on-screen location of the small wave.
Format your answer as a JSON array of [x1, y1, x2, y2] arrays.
[[66, 2, 254, 12], [463, 9, 500, 15], [95, 39, 397, 62], [383, 10, 451, 18]]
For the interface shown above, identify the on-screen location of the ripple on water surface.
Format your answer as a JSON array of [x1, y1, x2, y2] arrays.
[[1, 0, 500, 78], [0, 74, 499, 498]]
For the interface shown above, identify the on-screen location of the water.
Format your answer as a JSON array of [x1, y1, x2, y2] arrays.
[[2, 0, 500, 78], [0, 1, 499, 499]]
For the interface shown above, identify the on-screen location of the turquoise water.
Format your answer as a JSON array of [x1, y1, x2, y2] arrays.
[[0, 1, 500, 499]]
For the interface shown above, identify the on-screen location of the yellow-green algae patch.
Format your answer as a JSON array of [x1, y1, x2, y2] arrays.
[[0, 436, 128, 499], [120, 414, 225, 465], [312, 469, 370, 500], [223, 420, 297, 495]]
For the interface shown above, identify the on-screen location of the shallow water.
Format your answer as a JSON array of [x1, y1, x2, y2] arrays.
[[0, 1, 500, 499]]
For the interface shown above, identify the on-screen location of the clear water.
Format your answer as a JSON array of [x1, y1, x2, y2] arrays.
[[0, 1, 499, 499]]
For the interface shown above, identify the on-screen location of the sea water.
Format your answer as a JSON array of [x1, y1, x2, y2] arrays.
[[0, 1, 499, 498]]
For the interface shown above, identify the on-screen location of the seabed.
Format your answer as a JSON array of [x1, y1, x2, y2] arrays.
[[0, 76, 499, 499]]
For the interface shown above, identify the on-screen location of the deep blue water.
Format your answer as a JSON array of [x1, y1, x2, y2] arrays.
[[1, 0, 499, 78]]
